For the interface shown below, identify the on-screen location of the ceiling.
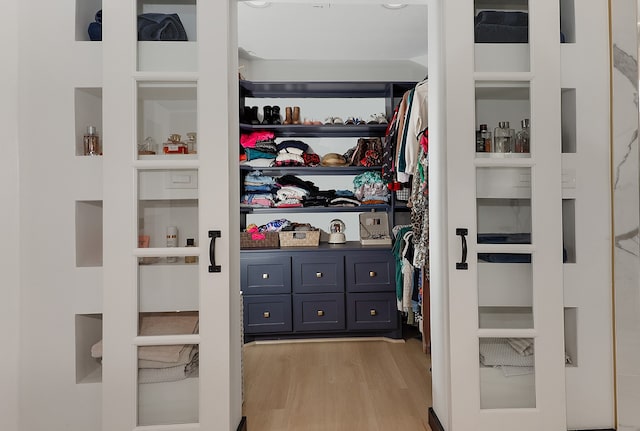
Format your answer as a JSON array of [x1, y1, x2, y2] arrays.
[[237, 2, 428, 64]]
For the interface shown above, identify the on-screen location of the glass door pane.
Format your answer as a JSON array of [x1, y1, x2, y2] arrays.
[[136, 0, 197, 72], [137, 343, 199, 426], [136, 81, 198, 160], [479, 337, 536, 409]]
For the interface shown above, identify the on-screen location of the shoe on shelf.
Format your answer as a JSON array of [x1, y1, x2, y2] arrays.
[[355, 117, 366, 125], [376, 113, 388, 124], [284, 106, 293, 125], [367, 114, 379, 125], [332, 116, 344, 125], [261, 106, 272, 125], [271, 106, 282, 125], [323, 117, 335, 125], [344, 117, 355, 125]]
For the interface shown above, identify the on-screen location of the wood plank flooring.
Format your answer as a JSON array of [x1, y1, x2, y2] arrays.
[[242, 336, 432, 431]]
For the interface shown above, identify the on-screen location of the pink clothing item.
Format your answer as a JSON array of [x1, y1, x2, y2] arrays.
[[240, 131, 276, 148]]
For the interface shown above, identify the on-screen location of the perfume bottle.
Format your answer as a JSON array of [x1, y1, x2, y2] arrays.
[[163, 134, 187, 154], [493, 121, 514, 153], [166, 226, 178, 263], [515, 118, 530, 153], [184, 238, 198, 264], [84, 126, 100, 156], [185, 132, 197, 154], [480, 124, 492, 152]]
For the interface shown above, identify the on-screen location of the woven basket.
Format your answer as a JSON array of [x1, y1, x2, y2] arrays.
[[240, 232, 280, 249], [279, 230, 320, 247]]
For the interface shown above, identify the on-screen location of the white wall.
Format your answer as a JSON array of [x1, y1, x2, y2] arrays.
[[0, 0, 20, 430], [241, 58, 427, 82]]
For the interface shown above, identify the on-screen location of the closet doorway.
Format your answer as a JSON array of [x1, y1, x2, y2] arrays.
[[236, 1, 432, 430]]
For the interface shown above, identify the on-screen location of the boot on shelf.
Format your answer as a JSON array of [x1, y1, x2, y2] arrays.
[[271, 106, 282, 125], [262, 106, 272, 125], [283, 106, 293, 125], [292, 106, 301, 125], [249, 106, 260, 125]]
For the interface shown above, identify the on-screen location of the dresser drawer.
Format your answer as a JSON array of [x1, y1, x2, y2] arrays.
[[293, 293, 345, 332], [243, 294, 292, 334], [292, 255, 344, 293], [346, 292, 398, 331], [345, 252, 394, 292], [241, 255, 291, 295]]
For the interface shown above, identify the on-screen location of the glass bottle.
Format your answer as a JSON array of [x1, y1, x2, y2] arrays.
[[184, 238, 198, 264], [84, 126, 101, 156], [480, 124, 492, 152], [493, 121, 514, 153], [166, 226, 178, 263], [186, 132, 197, 154], [163, 134, 188, 154], [515, 118, 530, 153], [476, 128, 485, 152]]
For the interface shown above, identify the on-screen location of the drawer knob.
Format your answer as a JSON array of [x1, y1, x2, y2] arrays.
[[369, 271, 377, 277], [262, 273, 269, 279], [370, 309, 377, 316], [317, 310, 325, 317], [316, 272, 323, 278], [263, 311, 270, 318]]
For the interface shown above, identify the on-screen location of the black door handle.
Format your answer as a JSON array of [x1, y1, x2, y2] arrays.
[[456, 228, 468, 270], [208, 230, 221, 273]]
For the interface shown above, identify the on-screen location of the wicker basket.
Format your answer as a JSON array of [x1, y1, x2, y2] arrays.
[[279, 230, 320, 247], [240, 232, 280, 249]]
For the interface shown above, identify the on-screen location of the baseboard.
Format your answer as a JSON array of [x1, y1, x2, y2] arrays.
[[428, 407, 445, 431], [427, 408, 612, 431], [237, 416, 247, 431]]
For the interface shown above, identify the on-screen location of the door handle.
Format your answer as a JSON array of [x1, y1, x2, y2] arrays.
[[456, 228, 468, 270], [208, 230, 221, 273]]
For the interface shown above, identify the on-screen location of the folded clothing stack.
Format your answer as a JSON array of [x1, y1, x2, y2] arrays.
[[353, 171, 389, 204], [91, 313, 200, 384]]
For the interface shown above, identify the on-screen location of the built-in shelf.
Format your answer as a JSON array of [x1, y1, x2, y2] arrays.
[[561, 88, 577, 153], [75, 87, 103, 156], [240, 123, 387, 138], [562, 199, 576, 263], [76, 200, 103, 267], [76, 0, 102, 41], [564, 307, 578, 366], [75, 313, 102, 384]]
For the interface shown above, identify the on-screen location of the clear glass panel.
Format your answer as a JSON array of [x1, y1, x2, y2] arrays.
[[136, 0, 197, 72], [476, 167, 532, 243], [478, 254, 532, 329], [137, 168, 199, 314], [474, 0, 530, 73], [479, 337, 536, 409], [137, 343, 199, 426], [136, 82, 197, 159], [475, 82, 531, 157]]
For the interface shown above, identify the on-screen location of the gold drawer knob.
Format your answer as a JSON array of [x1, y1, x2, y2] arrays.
[[370, 309, 377, 316], [369, 271, 377, 277], [316, 272, 323, 278], [317, 310, 325, 317], [263, 311, 270, 318], [262, 273, 269, 279]]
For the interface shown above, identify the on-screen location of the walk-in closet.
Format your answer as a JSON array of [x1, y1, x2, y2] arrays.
[[4, 0, 640, 431]]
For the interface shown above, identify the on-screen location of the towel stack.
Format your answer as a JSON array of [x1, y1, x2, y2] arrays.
[[91, 313, 200, 384]]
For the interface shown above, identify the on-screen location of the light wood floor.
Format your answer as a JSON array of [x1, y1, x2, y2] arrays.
[[242, 336, 432, 431]]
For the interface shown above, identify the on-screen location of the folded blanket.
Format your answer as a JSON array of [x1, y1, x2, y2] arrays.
[[139, 344, 196, 369], [479, 338, 535, 367], [138, 13, 188, 41], [138, 363, 189, 384], [139, 313, 199, 336]]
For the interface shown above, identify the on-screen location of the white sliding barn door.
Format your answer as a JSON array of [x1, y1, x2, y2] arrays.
[[443, 0, 567, 429]]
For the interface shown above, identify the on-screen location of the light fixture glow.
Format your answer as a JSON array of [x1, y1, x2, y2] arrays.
[[382, 3, 407, 9], [245, 1, 271, 8]]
